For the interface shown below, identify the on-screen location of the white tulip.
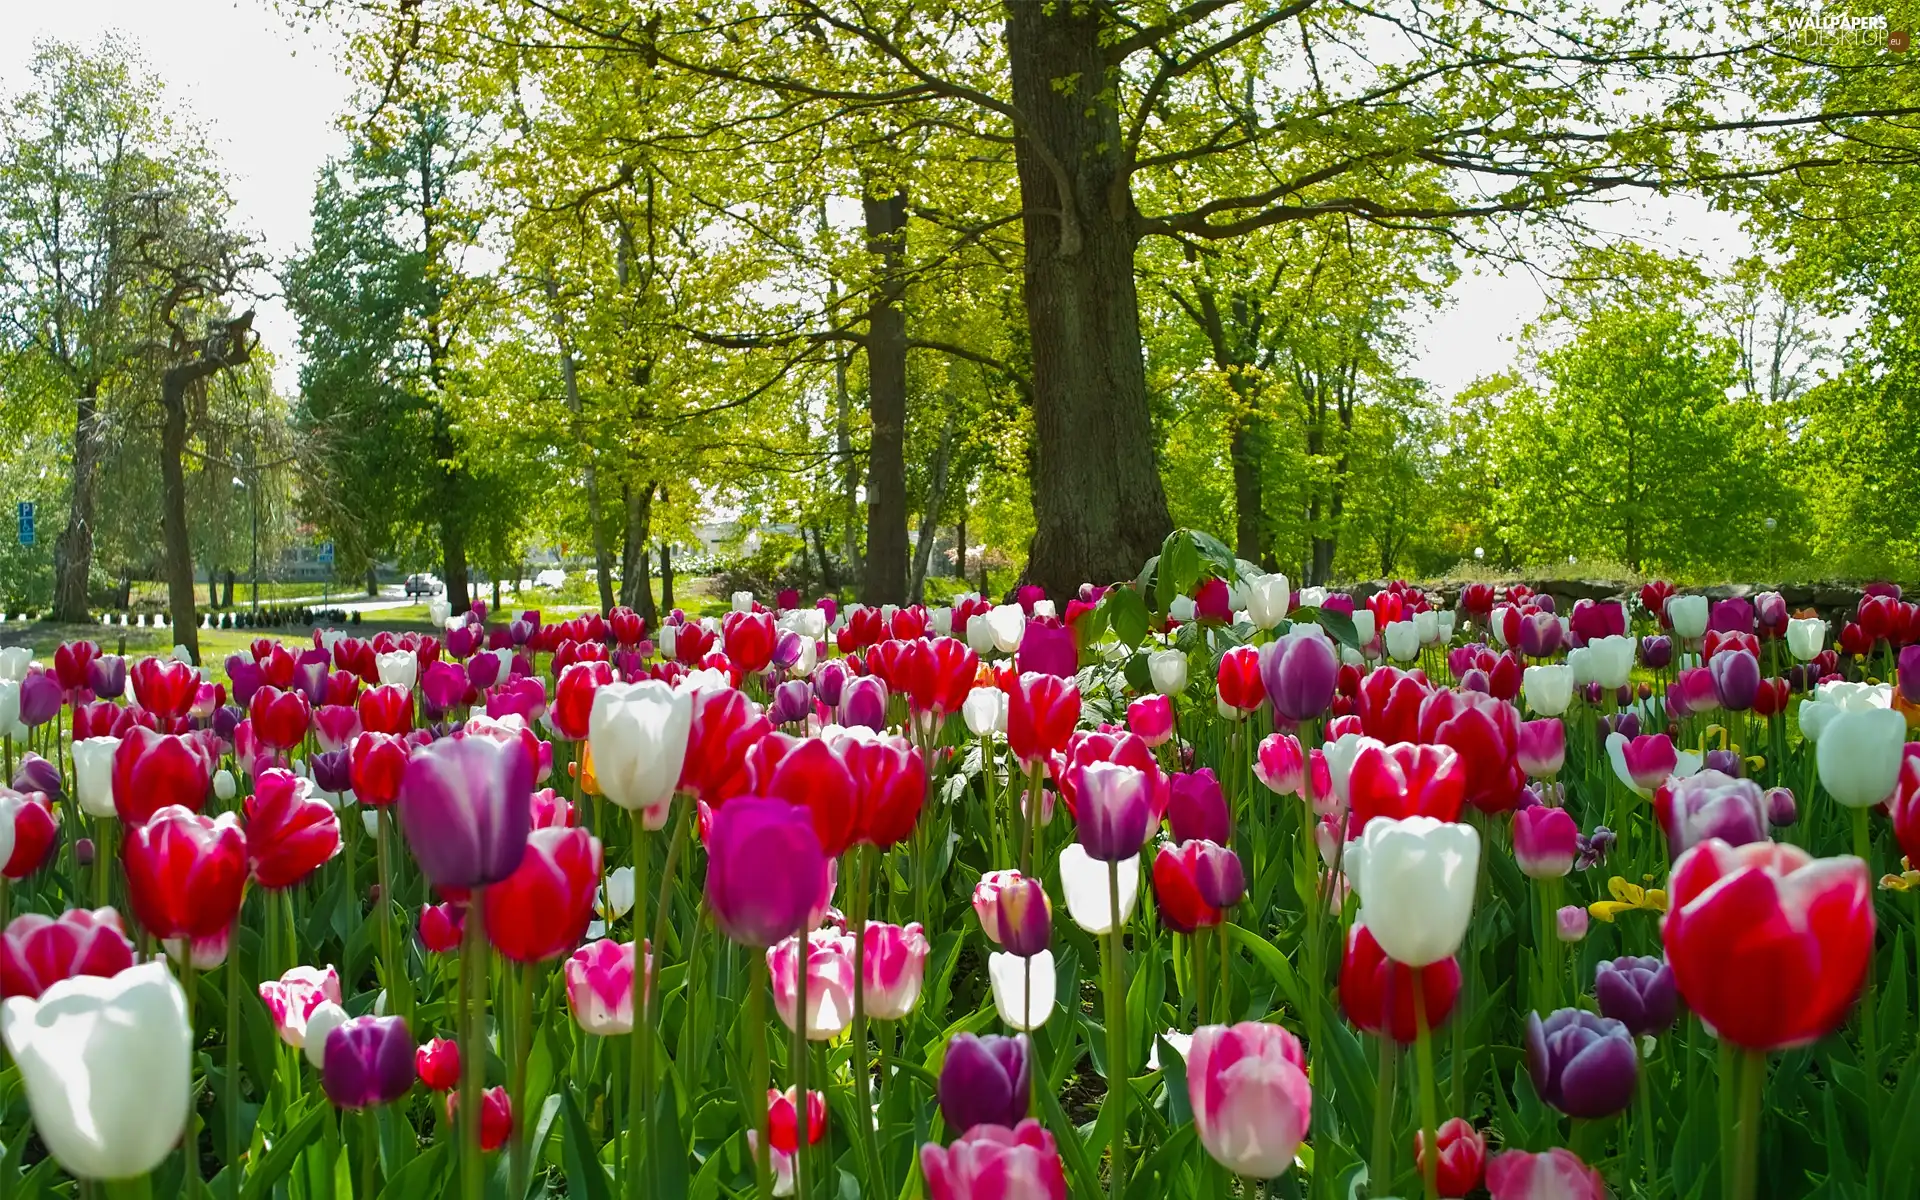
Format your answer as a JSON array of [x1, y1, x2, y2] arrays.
[[986, 605, 1026, 654], [1786, 618, 1827, 663], [676, 667, 730, 695], [302, 1001, 349, 1069], [1384, 620, 1419, 663], [1323, 733, 1382, 807], [1589, 635, 1635, 690], [1489, 605, 1513, 647], [361, 809, 380, 837], [1414, 609, 1440, 646], [1298, 587, 1328, 609], [589, 681, 694, 827], [1667, 595, 1709, 640], [1168, 595, 1197, 623], [1246, 574, 1291, 630], [1031, 600, 1057, 620], [1435, 612, 1456, 643], [963, 687, 1007, 737], [375, 651, 418, 691], [1340, 646, 1365, 668], [1524, 665, 1574, 717], [1346, 816, 1480, 968], [1350, 611, 1377, 649], [2, 961, 191, 1181], [731, 591, 755, 613], [1800, 681, 1893, 744], [988, 948, 1057, 1031], [597, 865, 636, 920], [71, 737, 121, 818], [659, 626, 678, 659], [214, 768, 237, 802], [929, 607, 953, 637], [0, 647, 33, 682], [1058, 845, 1139, 935], [1817, 708, 1908, 808], [1148, 650, 1189, 696], [0, 680, 22, 740], [429, 596, 452, 628], [791, 638, 818, 676], [1566, 647, 1595, 688], [965, 614, 997, 655]]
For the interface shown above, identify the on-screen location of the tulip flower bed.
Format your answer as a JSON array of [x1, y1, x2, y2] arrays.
[[0, 528, 1916, 1200]]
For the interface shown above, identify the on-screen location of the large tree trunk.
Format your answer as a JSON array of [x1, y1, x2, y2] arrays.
[[547, 281, 615, 616], [657, 542, 674, 611], [620, 481, 658, 626], [160, 371, 203, 662], [1230, 416, 1266, 564], [1005, 4, 1173, 598], [909, 411, 956, 603], [835, 346, 862, 580], [810, 525, 835, 592], [861, 188, 910, 606], [51, 386, 102, 622], [441, 517, 470, 613]]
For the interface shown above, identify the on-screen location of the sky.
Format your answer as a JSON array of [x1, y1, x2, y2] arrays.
[[0, 0, 1764, 402]]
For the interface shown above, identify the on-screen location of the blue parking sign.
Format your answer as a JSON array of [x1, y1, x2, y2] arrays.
[[15, 502, 32, 547]]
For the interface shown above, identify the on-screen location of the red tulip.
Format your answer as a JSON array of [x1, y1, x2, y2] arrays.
[[350, 731, 411, 807], [484, 826, 602, 962], [358, 684, 414, 735], [1640, 580, 1675, 625], [1356, 666, 1432, 745], [1347, 741, 1466, 829], [1487, 652, 1524, 702], [416, 1036, 461, 1091], [1, 794, 58, 879], [721, 611, 778, 674], [905, 637, 979, 716], [420, 902, 465, 953], [609, 606, 646, 648], [1215, 645, 1264, 713], [129, 655, 200, 720], [1889, 746, 1920, 868], [677, 686, 772, 807], [751, 733, 858, 856], [1339, 922, 1461, 1044], [1152, 840, 1227, 933], [837, 730, 926, 850], [1048, 730, 1167, 823], [1664, 839, 1873, 1051], [1753, 677, 1790, 718], [324, 670, 362, 707], [446, 1086, 512, 1152], [552, 661, 613, 742], [123, 805, 247, 943], [1418, 688, 1523, 814], [244, 768, 342, 889], [1007, 673, 1081, 770], [1416, 1119, 1487, 1199], [0, 907, 135, 999], [54, 640, 99, 693], [248, 686, 312, 751], [111, 727, 214, 824]]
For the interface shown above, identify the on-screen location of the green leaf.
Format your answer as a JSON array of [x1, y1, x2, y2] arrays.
[[240, 1100, 328, 1200], [561, 1089, 615, 1200], [1031, 1061, 1104, 1199], [1105, 585, 1151, 647], [375, 1143, 447, 1200], [1316, 608, 1363, 651]]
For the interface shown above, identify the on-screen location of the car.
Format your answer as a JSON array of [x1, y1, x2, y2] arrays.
[[405, 573, 444, 598]]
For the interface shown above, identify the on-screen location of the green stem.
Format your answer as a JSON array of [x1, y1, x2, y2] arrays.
[[226, 951, 241, 1200], [1638, 1042, 1659, 1199], [460, 887, 489, 1200], [1852, 807, 1878, 1098], [1717, 1037, 1734, 1200], [1369, 1038, 1398, 1193], [509, 962, 535, 1200], [629, 815, 651, 1200], [746, 952, 774, 1199], [792, 931, 811, 1200], [1730, 1051, 1765, 1200], [1104, 858, 1128, 1200], [1411, 982, 1440, 1200], [848, 850, 886, 1199], [376, 811, 410, 1027]]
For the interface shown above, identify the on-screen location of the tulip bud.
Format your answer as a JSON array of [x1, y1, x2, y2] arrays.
[[768, 930, 857, 1040], [565, 938, 645, 1035], [1512, 805, 1577, 878], [1186, 1022, 1312, 1179], [1556, 905, 1589, 942], [1125, 693, 1172, 747], [1526, 1008, 1637, 1118], [1415, 1118, 1487, 1199], [1253, 732, 1306, 797], [860, 921, 930, 1020], [938, 1033, 1031, 1134], [987, 948, 1057, 1030], [1594, 955, 1677, 1037], [415, 1036, 461, 1090], [445, 1085, 512, 1152], [989, 876, 1052, 958]]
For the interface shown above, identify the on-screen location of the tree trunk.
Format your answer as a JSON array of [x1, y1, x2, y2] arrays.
[[1231, 416, 1266, 564], [159, 370, 202, 663], [810, 525, 834, 592], [441, 516, 470, 613], [954, 511, 967, 580], [366, 566, 378, 597], [657, 542, 674, 611], [862, 187, 910, 606], [909, 411, 956, 604], [547, 280, 615, 616], [621, 481, 658, 626], [222, 570, 235, 608], [835, 348, 862, 579], [1005, 3, 1173, 598], [52, 386, 102, 622]]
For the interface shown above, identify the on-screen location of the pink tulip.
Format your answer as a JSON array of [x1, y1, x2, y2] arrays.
[[920, 1119, 1068, 1200], [257, 964, 344, 1049], [1126, 694, 1174, 748], [1512, 805, 1578, 879], [1187, 1021, 1312, 1179], [1254, 733, 1306, 797], [1485, 1148, 1607, 1200], [860, 921, 930, 1020], [1607, 733, 1682, 797], [564, 938, 649, 1035], [768, 928, 857, 1041], [1515, 718, 1565, 779]]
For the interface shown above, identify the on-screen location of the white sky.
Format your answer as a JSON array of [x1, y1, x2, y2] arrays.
[[0, 0, 1770, 402]]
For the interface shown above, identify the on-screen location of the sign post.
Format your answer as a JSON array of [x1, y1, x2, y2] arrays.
[[15, 502, 33, 547]]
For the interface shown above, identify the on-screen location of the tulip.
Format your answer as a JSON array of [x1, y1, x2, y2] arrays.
[[756, 1086, 827, 1194], [1074, 761, 1152, 861], [768, 679, 811, 726], [244, 768, 342, 889], [130, 655, 198, 719], [705, 796, 829, 947], [834, 674, 886, 733], [1667, 594, 1709, 640], [837, 730, 926, 850], [1594, 955, 1677, 1037], [484, 826, 601, 962], [1, 960, 191, 1180], [65, 735, 119, 820], [1787, 617, 1827, 662], [723, 610, 778, 674], [1152, 840, 1228, 933], [939, 1033, 1030, 1134], [1709, 648, 1761, 713], [1485, 1148, 1607, 1200], [768, 928, 857, 1040], [1192, 840, 1247, 908], [587, 680, 692, 829], [1059, 844, 1139, 934], [1519, 663, 1571, 718], [1247, 574, 1291, 629], [1414, 1118, 1486, 1199], [1339, 920, 1461, 1042], [258, 964, 344, 1048], [1664, 839, 1872, 1050], [122, 805, 246, 946], [398, 730, 535, 891], [349, 731, 410, 808], [357, 683, 413, 735], [1653, 770, 1769, 857], [444, 1085, 514, 1151], [112, 727, 215, 823], [0, 908, 135, 1000], [83, 653, 125, 700], [1347, 741, 1466, 829], [1513, 805, 1577, 878], [1168, 768, 1230, 844], [1799, 680, 1893, 743], [375, 650, 418, 691], [1347, 816, 1478, 968], [565, 938, 644, 1035], [1525, 1008, 1637, 1117], [1261, 630, 1337, 721], [420, 903, 465, 953], [1606, 732, 1693, 798], [962, 686, 1006, 738], [249, 685, 312, 751], [987, 948, 1057, 1030], [1014, 620, 1078, 679], [322, 1015, 415, 1109], [920, 1119, 1067, 1200], [1709, 596, 1754, 635], [1006, 673, 1081, 769], [1186, 1021, 1312, 1179], [1252, 732, 1306, 799], [1216, 645, 1265, 714], [1126, 693, 1173, 747], [416, 1037, 461, 1090], [1147, 649, 1188, 697], [1514, 718, 1565, 779], [861, 921, 930, 1019], [972, 871, 1049, 953], [1816, 707, 1907, 808]]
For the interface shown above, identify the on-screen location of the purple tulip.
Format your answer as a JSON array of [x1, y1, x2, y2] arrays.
[[1574, 825, 1615, 870], [1639, 635, 1672, 670], [11, 753, 61, 800], [939, 1033, 1031, 1135], [812, 660, 850, 709], [1709, 649, 1760, 712], [1755, 592, 1787, 634], [1013, 621, 1077, 680], [994, 876, 1053, 957], [421, 661, 469, 720], [226, 655, 265, 707], [771, 630, 804, 672], [839, 675, 888, 732], [294, 648, 333, 705], [1259, 633, 1338, 722], [1598, 711, 1640, 742], [466, 650, 503, 692], [1320, 593, 1355, 617], [1708, 597, 1754, 635], [1594, 956, 1678, 1037], [397, 729, 535, 890], [446, 622, 482, 659], [17, 672, 60, 728], [704, 795, 828, 947], [1459, 668, 1490, 693], [321, 1016, 415, 1109], [1526, 1008, 1637, 1118], [1766, 786, 1798, 827], [509, 617, 536, 647], [1516, 612, 1565, 659], [211, 704, 243, 746], [1192, 841, 1247, 908], [1569, 599, 1627, 645], [75, 836, 95, 868], [1669, 667, 1718, 718], [1076, 762, 1152, 862], [1703, 748, 1742, 777], [768, 679, 812, 726], [469, 598, 490, 622], [1899, 645, 1920, 706], [87, 655, 127, 700], [1655, 770, 1768, 857], [310, 749, 353, 795], [1533, 594, 1557, 614], [1168, 769, 1231, 844]]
